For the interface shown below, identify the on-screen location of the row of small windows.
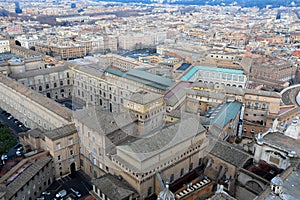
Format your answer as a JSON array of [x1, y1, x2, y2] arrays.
[[246, 102, 267, 110], [28, 73, 70, 85], [198, 80, 243, 88]]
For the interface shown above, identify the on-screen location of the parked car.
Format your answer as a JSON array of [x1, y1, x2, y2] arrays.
[[71, 188, 81, 198], [41, 191, 50, 195], [17, 146, 23, 151], [7, 115, 13, 120], [1, 154, 8, 160], [56, 189, 67, 198], [13, 119, 19, 123], [17, 122, 24, 127], [16, 150, 22, 156]]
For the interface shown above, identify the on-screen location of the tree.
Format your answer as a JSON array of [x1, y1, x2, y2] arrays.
[[0, 126, 17, 154]]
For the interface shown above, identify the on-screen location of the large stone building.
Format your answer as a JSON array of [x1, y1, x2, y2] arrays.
[[250, 57, 296, 82], [0, 74, 72, 130], [111, 116, 208, 198], [10, 65, 74, 100], [1, 52, 299, 199], [180, 66, 247, 89], [253, 117, 300, 170], [0, 152, 54, 200], [19, 124, 80, 179]]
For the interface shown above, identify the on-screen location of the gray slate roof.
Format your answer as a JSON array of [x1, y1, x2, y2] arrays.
[[264, 171, 300, 200], [10, 65, 69, 79], [129, 90, 162, 104], [263, 132, 300, 156], [92, 174, 136, 200], [117, 113, 206, 162], [209, 140, 251, 167], [4, 156, 52, 199], [74, 106, 137, 135], [44, 123, 77, 140]]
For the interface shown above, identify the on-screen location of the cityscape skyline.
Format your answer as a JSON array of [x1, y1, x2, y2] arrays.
[[0, 0, 300, 200]]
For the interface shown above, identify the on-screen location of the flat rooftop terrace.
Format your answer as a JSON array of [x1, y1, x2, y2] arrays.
[[181, 66, 244, 81]]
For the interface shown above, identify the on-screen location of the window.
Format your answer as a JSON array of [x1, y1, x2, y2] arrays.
[[60, 80, 63, 86], [189, 163, 193, 171], [58, 155, 61, 160], [148, 187, 152, 196], [170, 174, 174, 183], [54, 82, 57, 88], [69, 138, 73, 145], [56, 143, 61, 150], [70, 150, 73, 155], [180, 168, 184, 177], [46, 84, 49, 89], [246, 102, 251, 108]]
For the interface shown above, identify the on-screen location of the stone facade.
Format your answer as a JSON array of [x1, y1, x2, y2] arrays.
[[0, 152, 54, 200], [0, 74, 72, 131], [0, 39, 10, 53], [11, 65, 74, 100]]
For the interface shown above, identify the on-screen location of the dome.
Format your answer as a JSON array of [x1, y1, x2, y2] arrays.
[[157, 183, 175, 200], [271, 176, 283, 186]]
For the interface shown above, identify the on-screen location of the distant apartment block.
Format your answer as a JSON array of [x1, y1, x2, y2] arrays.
[[0, 39, 10, 53]]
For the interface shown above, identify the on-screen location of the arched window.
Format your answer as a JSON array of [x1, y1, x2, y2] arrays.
[[54, 82, 57, 88], [39, 86, 42, 91]]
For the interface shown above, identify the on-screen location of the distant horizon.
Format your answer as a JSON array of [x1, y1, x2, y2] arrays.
[[92, 0, 300, 8], [1, 0, 299, 9]]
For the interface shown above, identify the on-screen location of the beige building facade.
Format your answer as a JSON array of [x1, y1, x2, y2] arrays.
[[0, 74, 72, 131]]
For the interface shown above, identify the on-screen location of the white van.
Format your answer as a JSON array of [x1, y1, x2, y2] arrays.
[[56, 189, 67, 198]]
